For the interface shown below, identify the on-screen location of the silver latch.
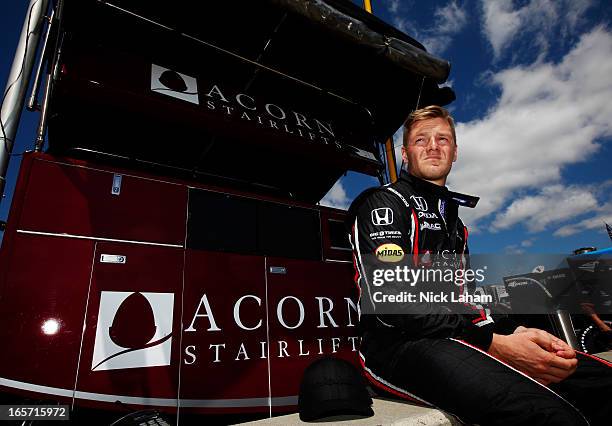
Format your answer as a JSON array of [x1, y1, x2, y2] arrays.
[[269, 266, 287, 274], [111, 174, 122, 195], [100, 254, 126, 264]]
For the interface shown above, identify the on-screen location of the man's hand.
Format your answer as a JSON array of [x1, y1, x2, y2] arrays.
[[488, 332, 578, 385], [513, 326, 576, 359]]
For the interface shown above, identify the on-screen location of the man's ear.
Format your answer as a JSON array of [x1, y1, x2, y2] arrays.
[[401, 145, 408, 164], [452, 144, 458, 163]]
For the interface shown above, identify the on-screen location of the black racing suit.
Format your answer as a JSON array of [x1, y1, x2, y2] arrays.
[[347, 170, 612, 426]]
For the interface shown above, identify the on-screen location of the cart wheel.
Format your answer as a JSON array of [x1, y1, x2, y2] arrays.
[[109, 410, 172, 426]]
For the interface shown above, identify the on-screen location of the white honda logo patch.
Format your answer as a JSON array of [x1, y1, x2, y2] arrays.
[[410, 196, 429, 211], [371, 208, 393, 226], [91, 291, 174, 371]]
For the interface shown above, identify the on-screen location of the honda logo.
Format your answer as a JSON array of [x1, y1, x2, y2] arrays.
[[371, 208, 393, 226], [410, 196, 428, 211]]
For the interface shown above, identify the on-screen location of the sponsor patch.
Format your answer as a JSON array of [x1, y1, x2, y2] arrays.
[[410, 196, 428, 211], [507, 280, 529, 288], [371, 207, 393, 226], [369, 230, 404, 240], [386, 187, 410, 208], [418, 211, 437, 219], [375, 243, 405, 262], [420, 221, 441, 231]]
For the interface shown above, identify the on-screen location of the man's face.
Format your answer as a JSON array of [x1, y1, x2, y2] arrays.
[[402, 117, 457, 186]]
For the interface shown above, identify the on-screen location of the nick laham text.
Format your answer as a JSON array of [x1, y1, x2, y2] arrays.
[[373, 291, 492, 304]]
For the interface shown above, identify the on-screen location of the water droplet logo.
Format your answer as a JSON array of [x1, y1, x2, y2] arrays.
[[91, 291, 174, 371]]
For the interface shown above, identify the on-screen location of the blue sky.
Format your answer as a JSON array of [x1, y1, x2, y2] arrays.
[[321, 0, 612, 254], [1, 0, 611, 254], [0, 1, 42, 244]]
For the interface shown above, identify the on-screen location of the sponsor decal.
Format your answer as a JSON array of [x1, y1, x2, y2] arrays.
[[183, 295, 359, 364], [425, 249, 465, 269], [369, 230, 403, 240], [410, 196, 428, 211], [151, 64, 199, 104], [371, 208, 393, 226], [550, 273, 567, 279], [578, 261, 598, 272], [92, 290, 360, 368], [385, 187, 410, 208], [420, 221, 441, 231], [375, 243, 405, 262], [441, 249, 456, 258], [150, 63, 346, 149], [92, 291, 174, 371], [417, 211, 437, 219]]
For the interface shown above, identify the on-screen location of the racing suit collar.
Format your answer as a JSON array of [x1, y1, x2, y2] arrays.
[[399, 170, 450, 198], [399, 169, 480, 208]]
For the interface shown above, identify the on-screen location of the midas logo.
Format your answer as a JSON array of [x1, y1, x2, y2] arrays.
[[375, 244, 404, 262]]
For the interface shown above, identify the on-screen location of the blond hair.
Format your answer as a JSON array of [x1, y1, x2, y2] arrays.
[[403, 105, 456, 146]]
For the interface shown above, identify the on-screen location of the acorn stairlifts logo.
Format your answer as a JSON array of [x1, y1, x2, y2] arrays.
[[91, 291, 174, 371], [151, 64, 199, 104]]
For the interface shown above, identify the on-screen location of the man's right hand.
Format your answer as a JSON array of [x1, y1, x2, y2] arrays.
[[488, 332, 578, 385]]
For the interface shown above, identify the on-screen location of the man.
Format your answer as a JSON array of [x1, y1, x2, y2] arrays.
[[347, 105, 612, 425]]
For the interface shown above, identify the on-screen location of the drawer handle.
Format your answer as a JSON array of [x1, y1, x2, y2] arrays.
[[100, 254, 126, 264]]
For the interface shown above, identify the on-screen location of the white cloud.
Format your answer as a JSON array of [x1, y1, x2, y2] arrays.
[[491, 185, 598, 232], [448, 27, 612, 234], [386, 0, 401, 14], [504, 244, 525, 255], [385, 1, 468, 55], [521, 239, 534, 247], [480, 0, 544, 58], [319, 180, 350, 210], [435, 1, 468, 34], [505, 238, 535, 254], [480, 0, 594, 59], [421, 1, 468, 54], [553, 201, 612, 237]]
